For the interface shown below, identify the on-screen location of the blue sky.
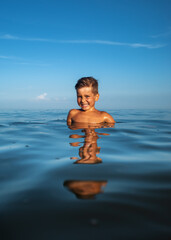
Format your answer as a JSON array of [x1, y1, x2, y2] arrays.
[[0, 0, 171, 109]]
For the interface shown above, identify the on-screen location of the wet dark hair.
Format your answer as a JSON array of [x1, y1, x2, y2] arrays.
[[75, 77, 98, 95]]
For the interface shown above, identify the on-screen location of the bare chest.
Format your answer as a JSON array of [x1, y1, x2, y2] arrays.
[[72, 111, 103, 123]]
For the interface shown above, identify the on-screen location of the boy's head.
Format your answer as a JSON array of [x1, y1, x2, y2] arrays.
[[75, 77, 99, 111], [75, 77, 98, 95]]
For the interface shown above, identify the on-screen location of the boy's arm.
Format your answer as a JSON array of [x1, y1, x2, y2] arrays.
[[102, 112, 116, 123], [67, 109, 77, 125]]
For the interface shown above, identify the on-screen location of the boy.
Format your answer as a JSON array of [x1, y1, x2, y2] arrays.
[[67, 77, 115, 124]]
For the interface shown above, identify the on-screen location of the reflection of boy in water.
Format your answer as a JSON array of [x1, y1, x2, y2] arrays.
[[69, 125, 111, 164], [64, 180, 107, 199], [67, 77, 115, 124], [70, 128, 102, 164]]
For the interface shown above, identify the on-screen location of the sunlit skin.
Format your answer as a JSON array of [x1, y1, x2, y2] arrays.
[[68, 121, 114, 130], [69, 122, 113, 164], [64, 180, 107, 199], [67, 86, 115, 124]]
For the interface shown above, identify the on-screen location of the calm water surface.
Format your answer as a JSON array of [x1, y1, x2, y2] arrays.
[[0, 109, 171, 240]]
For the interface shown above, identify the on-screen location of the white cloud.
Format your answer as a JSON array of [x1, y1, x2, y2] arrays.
[[151, 27, 171, 38], [64, 40, 164, 49], [0, 34, 19, 40], [0, 34, 165, 49], [15, 62, 50, 66], [0, 55, 20, 60], [36, 93, 48, 100], [0, 54, 50, 66], [0, 34, 55, 42], [128, 43, 165, 49]]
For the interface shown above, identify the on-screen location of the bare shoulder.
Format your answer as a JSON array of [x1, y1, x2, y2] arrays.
[[67, 109, 79, 124], [68, 109, 78, 116], [101, 111, 116, 123]]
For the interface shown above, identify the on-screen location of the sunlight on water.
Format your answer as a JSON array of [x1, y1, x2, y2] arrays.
[[0, 109, 171, 240]]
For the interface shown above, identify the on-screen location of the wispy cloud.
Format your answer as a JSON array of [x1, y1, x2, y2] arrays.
[[0, 55, 21, 60], [0, 54, 50, 66], [60, 40, 165, 49], [0, 34, 55, 42], [36, 93, 48, 100], [0, 34, 165, 49], [0, 34, 19, 40], [15, 62, 50, 66], [151, 27, 171, 38]]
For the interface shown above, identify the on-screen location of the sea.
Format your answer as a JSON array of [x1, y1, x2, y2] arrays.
[[0, 109, 171, 240]]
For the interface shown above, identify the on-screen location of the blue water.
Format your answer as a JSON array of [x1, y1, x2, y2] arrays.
[[0, 109, 171, 240]]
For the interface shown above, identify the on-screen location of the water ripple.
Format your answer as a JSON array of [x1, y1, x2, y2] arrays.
[[0, 109, 171, 239]]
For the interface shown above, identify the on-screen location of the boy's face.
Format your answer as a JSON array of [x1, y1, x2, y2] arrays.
[[77, 86, 99, 111]]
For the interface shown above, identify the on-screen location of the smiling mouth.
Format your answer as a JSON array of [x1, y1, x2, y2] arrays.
[[81, 104, 89, 108]]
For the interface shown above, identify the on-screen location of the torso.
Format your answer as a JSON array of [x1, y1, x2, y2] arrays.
[[71, 109, 105, 123]]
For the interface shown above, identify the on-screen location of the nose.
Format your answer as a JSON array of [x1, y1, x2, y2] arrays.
[[81, 97, 86, 103]]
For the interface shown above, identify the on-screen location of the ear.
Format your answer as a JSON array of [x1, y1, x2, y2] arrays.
[[95, 93, 99, 102]]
